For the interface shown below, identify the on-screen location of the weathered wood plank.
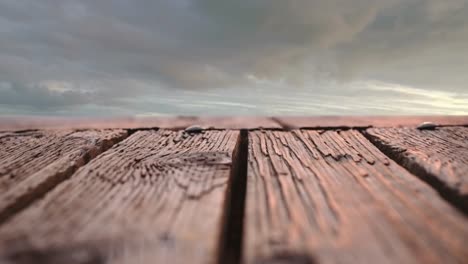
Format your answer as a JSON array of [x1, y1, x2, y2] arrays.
[[0, 116, 281, 130], [2, 115, 467, 131], [244, 130, 468, 264], [0, 129, 127, 224], [0, 116, 199, 131], [274, 115, 468, 129], [365, 126, 468, 213], [0, 130, 239, 264], [197, 116, 281, 129]]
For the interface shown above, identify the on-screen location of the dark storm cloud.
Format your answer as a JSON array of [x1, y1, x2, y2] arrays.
[[0, 0, 467, 110]]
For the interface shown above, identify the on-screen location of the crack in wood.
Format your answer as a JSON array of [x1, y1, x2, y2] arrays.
[[362, 127, 468, 216], [0, 130, 128, 225]]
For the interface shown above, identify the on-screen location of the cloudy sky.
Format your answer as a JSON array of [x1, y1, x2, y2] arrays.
[[1, 0, 467, 116]]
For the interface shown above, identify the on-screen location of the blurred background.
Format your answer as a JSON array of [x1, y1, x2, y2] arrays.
[[1, 0, 467, 116]]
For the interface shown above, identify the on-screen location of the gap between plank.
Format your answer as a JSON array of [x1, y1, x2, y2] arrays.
[[0, 130, 130, 226], [361, 129, 468, 216], [217, 129, 249, 264]]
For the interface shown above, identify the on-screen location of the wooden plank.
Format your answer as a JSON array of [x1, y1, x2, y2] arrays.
[[274, 115, 468, 129], [244, 130, 468, 263], [0, 130, 239, 264], [365, 126, 468, 213], [0, 116, 281, 130], [0, 116, 198, 131], [0, 129, 127, 224], [197, 116, 281, 129], [2, 115, 467, 131]]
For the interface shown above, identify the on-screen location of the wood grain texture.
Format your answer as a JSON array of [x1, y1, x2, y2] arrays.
[[0, 129, 127, 224], [0, 130, 239, 264], [244, 130, 468, 264], [365, 126, 468, 212], [0, 116, 281, 130], [274, 115, 468, 129]]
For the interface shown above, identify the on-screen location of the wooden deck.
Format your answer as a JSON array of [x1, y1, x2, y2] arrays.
[[0, 116, 467, 264]]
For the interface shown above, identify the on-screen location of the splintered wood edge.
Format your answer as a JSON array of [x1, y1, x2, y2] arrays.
[[364, 126, 468, 214], [0, 129, 128, 224]]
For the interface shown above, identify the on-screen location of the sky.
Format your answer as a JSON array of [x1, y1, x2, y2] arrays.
[[0, 0, 467, 116]]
